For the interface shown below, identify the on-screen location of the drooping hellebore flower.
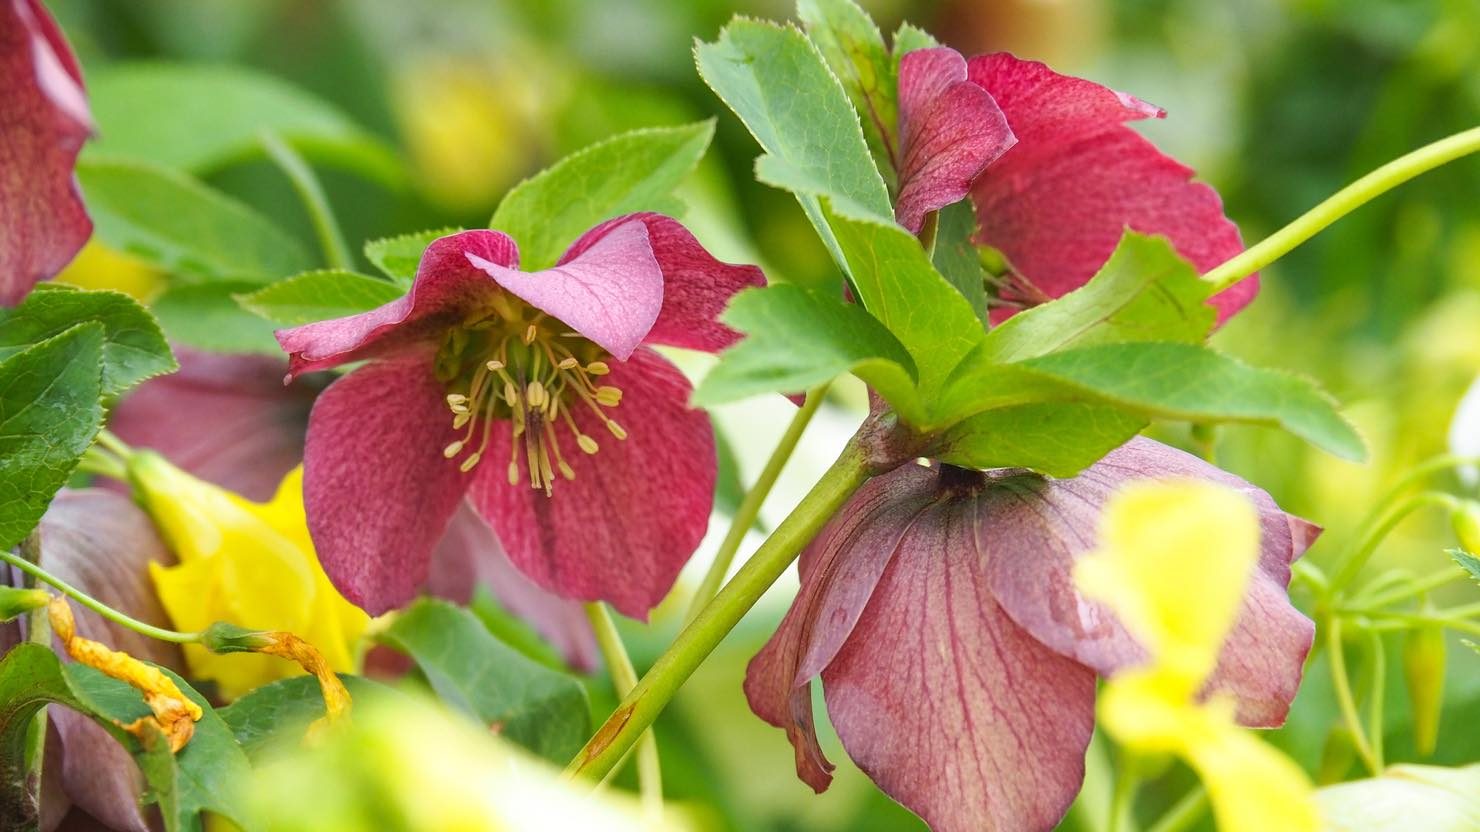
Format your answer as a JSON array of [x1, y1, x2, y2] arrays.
[[0, 0, 92, 306], [890, 47, 1255, 322], [744, 437, 1317, 832], [1075, 480, 1319, 832], [277, 215, 765, 618]]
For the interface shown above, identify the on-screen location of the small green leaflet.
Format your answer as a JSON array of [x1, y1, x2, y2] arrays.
[[219, 675, 399, 761], [490, 122, 713, 271], [154, 281, 282, 355], [0, 286, 176, 397], [1449, 549, 1480, 585], [0, 325, 103, 551], [375, 599, 590, 763], [797, 0, 900, 184], [364, 227, 462, 285], [238, 270, 404, 326]]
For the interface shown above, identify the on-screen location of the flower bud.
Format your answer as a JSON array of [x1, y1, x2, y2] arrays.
[[1452, 500, 1480, 554], [0, 586, 50, 622], [1401, 619, 1446, 756]]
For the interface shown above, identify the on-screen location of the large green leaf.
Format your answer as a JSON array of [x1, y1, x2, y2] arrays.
[[931, 200, 989, 326], [931, 403, 1147, 478], [692, 284, 918, 415], [489, 122, 713, 271], [153, 281, 281, 355], [79, 158, 309, 283], [375, 599, 590, 763], [797, 0, 899, 183], [0, 325, 103, 551], [237, 270, 404, 326], [85, 62, 401, 184], [0, 644, 252, 832], [218, 675, 399, 761], [363, 227, 461, 286], [0, 286, 176, 397]]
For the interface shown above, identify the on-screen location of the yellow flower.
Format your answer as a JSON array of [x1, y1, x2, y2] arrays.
[[54, 239, 165, 302], [1075, 480, 1320, 832], [129, 453, 369, 700]]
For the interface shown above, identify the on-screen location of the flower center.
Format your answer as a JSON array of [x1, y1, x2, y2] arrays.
[[433, 293, 626, 495]]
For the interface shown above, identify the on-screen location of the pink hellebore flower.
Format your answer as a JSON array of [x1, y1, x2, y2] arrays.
[[278, 214, 765, 619], [745, 438, 1318, 832], [891, 48, 1255, 323], [0, 0, 92, 306]]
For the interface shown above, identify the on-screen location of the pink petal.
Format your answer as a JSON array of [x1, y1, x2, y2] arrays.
[[302, 352, 469, 614], [966, 54, 1254, 323], [822, 498, 1097, 832], [467, 348, 714, 619], [894, 48, 1015, 234], [562, 213, 766, 353], [982, 437, 1317, 726], [0, 0, 93, 305], [470, 219, 662, 361], [106, 349, 319, 501], [425, 501, 598, 671], [278, 230, 519, 378]]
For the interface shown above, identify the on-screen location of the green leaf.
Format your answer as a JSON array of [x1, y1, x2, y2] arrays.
[[931, 200, 989, 326], [0, 286, 176, 397], [375, 599, 590, 763], [237, 270, 404, 326], [79, 158, 310, 283], [693, 284, 918, 414], [1315, 764, 1480, 832], [86, 62, 402, 184], [932, 403, 1147, 478], [153, 281, 281, 355], [219, 675, 398, 761], [797, 0, 899, 182], [0, 644, 252, 832], [1449, 549, 1480, 585], [891, 21, 939, 56], [979, 232, 1216, 363], [0, 325, 103, 552], [490, 122, 713, 271], [364, 227, 462, 285]]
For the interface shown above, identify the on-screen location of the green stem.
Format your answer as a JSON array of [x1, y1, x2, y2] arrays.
[[0, 550, 200, 645], [1365, 630, 1386, 771], [583, 603, 662, 818], [1106, 749, 1141, 832], [1203, 126, 1480, 292], [1328, 491, 1462, 593], [93, 429, 135, 461], [1355, 566, 1468, 609], [260, 130, 352, 270], [20, 535, 49, 804], [567, 439, 874, 781], [1327, 616, 1380, 775], [684, 383, 830, 624], [1343, 608, 1480, 637], [1374, 455, 1480, 508], [1145, 787, 1207, 832], [78, 446, 128, 481]]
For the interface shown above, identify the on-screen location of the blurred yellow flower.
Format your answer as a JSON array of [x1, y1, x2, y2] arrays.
[[54, 239, 165, 302], [129, 452, 369, 700], [1075, 480, 1320, 832]]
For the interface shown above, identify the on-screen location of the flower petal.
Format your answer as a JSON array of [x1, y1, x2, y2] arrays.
[[562, 213, 766, 353], [467, 348, 713, 619], [425, 501, 598, 671], [107, 349, 319, 501], [965, 54, 1254, 323], [471, 219, 662, 360], [278, 230, 519, 378], [894, 48, 1015, 234], [822, 499, 1097, 832], [303, 352, 469, 614], [0, 0, 92, 306]]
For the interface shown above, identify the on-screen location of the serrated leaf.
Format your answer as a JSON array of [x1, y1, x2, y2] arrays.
[[693, 284, 919, 414], [931, 200, 989, 325], [363, 227, 462, 285], [375, 599, 590, 763], [0, 286, 176, 397], [237, 270, 404, 326], [218, 675, 399, 761], [891, 22, 939, 56], [932, 403, 1147, 478], [490, 122, 713, 271], [79, 158, 309, 283], [797, 0, 899, 183], [1449, 549, 1480, 585], [85, 62, 402, 184], [153, 281, 281, 355], [0, 325, 103, 551]]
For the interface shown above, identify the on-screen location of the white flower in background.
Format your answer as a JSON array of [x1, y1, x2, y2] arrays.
[[1450, 374, 1480, 487]]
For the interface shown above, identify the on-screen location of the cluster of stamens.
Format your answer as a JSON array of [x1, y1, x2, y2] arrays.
[[435, 294, 626, 496]]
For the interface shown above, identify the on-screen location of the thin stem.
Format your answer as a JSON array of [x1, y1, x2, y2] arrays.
[[1326, 616, 1379, 775], [567, 439, 874, 781], [1374, 455, 1480, 508], [1342, 608, 1480, 637], [0, 550, 201, 645], [1203, 126, 1480, 292], [684, 383, 830, 624], [1145, 787, 1207, 832], [20, 535, 49, 796], [1355, 566, 1468, 609], [1328, 491, 1462, 593], [1106, 748, 1140, 832], [77, 446, 127, 481], [259, 130, 352, 270], [583, 603, 662, 819], [94, 429, 135, 461], [1366, 630, 1386, 771]]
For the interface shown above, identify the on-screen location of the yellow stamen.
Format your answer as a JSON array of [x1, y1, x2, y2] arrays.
[[577, 434, 599, 454], [558, 357, 579, 370], [607, 421, 628, 440], [595, 386, 622, 407], [523, 324, 538, 344], [485, 359, 504, 371], [586, 361, 610, 376], [443, 440, 465, 459]]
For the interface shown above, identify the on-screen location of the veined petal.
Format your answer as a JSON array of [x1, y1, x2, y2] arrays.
[[0, 0, 92, 306], [894, 47, 1015, 234], [564, 213, 766, 353], [278, 230, 519, 378], [467, 348, 713, 619], [470, 219, 662, 361], [965, 54, 1254, 323], [303, 352, 470, 614]]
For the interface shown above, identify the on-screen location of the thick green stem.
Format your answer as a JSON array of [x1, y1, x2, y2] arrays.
[[567, 439, 874, 781], [260, 130, 353, 271], [583, 603, 662, 818], [1203, 126, 1480, 292], [0, 550, 200, 645], [685, 383, 830, 624], [1328, 491, 1462, 593], [1326, 616, 1379, 775]]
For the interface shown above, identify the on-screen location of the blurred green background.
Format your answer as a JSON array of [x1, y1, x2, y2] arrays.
[[49, 0, 1480, 829]]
